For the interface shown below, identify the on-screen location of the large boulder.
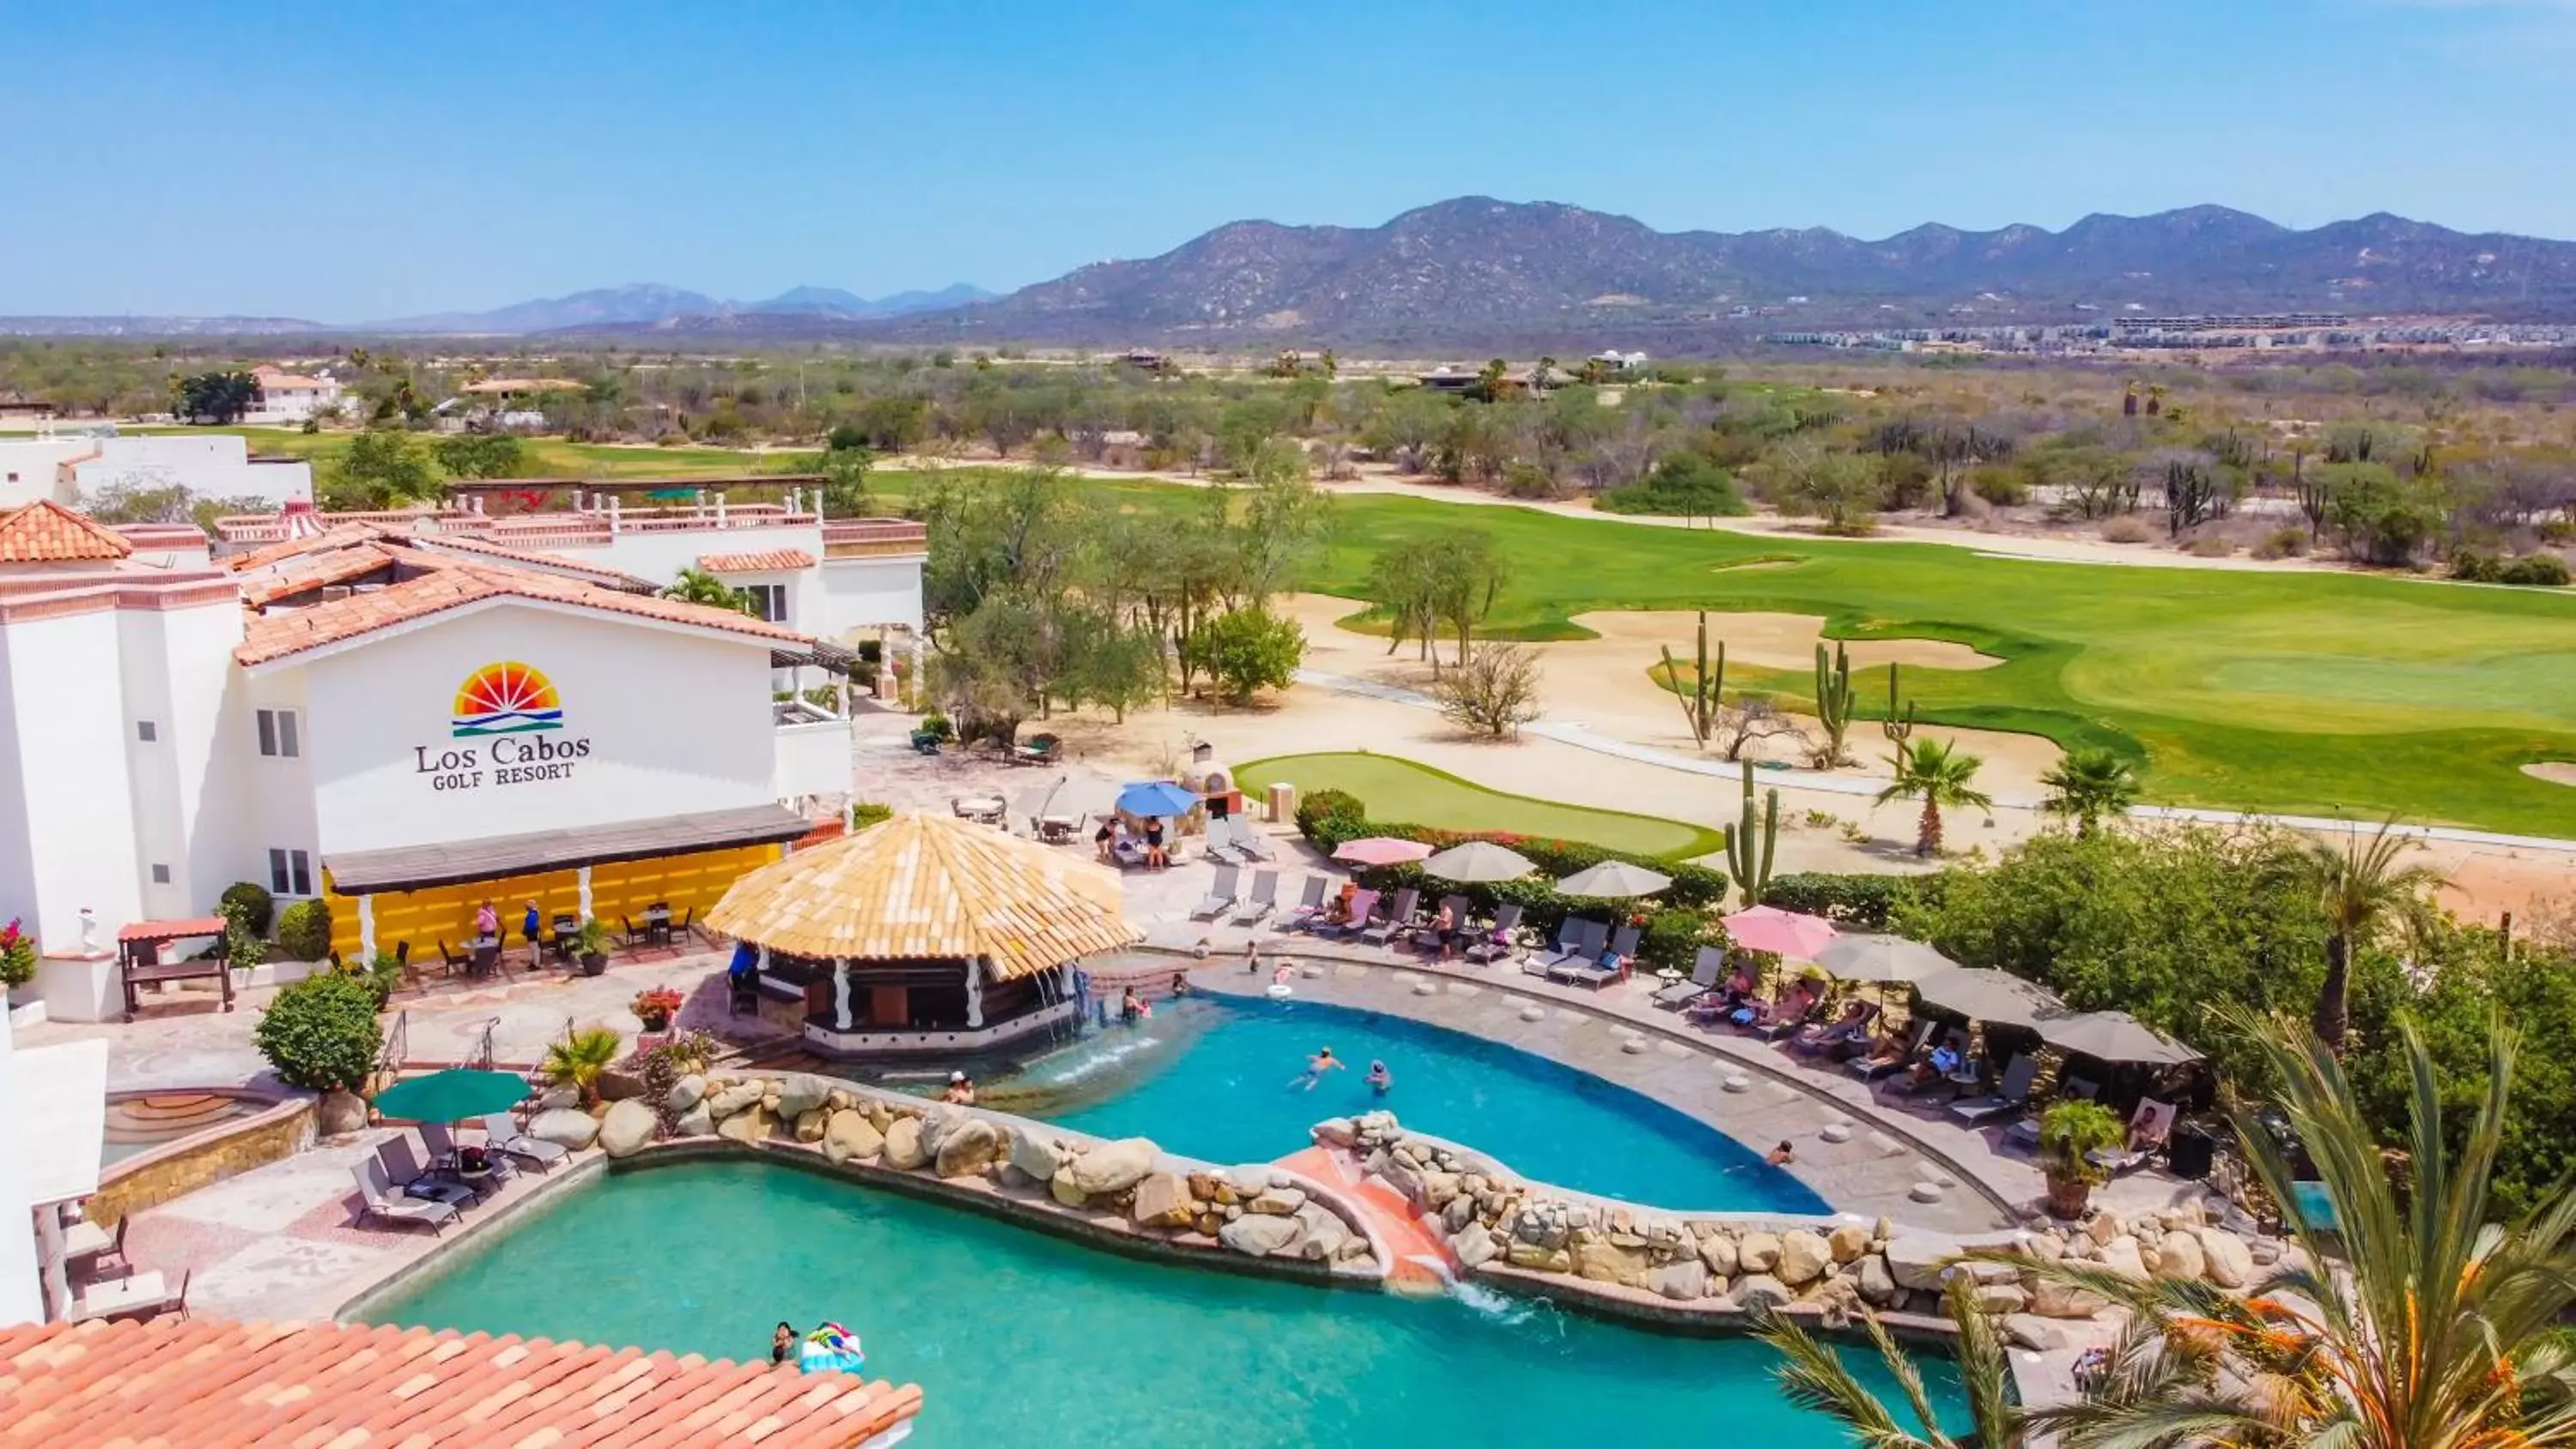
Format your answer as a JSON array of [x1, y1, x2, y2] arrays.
[[2149, 1228, 2205, 1282], [1312, 1118, 1359, 1149], [1132, 1172, 1196, 1229], [1504, 1241, 1573, 1274], [933, 1119, 1005, 1178], [2098, 1235, 2149, 1281], [1737, 1231, 1783, 1274], [1293, 1203, 1352, 1261], [1451, 1226, 1502, 1270], [1775, 1229, 1832, 1288], [1219, 1214, 1303, 1258], [1733, 1274, 1793, 1313], [1885, 1234, 1959, 1292], [1972, 1282, 2029, 1313], [882, 1116, 928, 1171], [1697, 1232, 1739, 1276], [2028, 1278, 2109, 1319], [1826, 1223, 1871, 1264], [1575, 1240, 1652, 1287], [319, 1089, 368, 1137], [1009, 1127, 1068, 1183], [2196, 1227, 2255, 1289], [598, 1099, 659, 1158], [705, 1081, 766, 1120], [1063, 1138, 1157, 1197], [673, 1103, 714, 1138], [1248, 1186, 1308, 1216], [667, 1074, 708, 1113], [1648, 1260, 1710, 1301], [1855, 1255, 1899, 1307], [528, 1107, 599, 1150], [2005, 1314, 2075, 1352], [714, 1105, 775, 1146], [793, 1109, 829, 1144], [773, 1076, 829, 1121], [1049, 1172, 1091, 1208], [822, 1110, 884, 1165]]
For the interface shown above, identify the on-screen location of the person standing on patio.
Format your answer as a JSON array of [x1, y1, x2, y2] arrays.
[[475, 900, 498, 943], [521, 900, 544, 968]]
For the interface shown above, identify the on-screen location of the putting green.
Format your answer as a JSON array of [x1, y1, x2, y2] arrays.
[[1234, 753, 1722, 859]]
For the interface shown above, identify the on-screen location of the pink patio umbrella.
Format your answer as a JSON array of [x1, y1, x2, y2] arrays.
[[1332, 837, 1434, 867], [1720, 904, 1839, 960]]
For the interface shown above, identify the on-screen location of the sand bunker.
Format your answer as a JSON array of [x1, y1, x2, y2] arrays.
[[1561, 610, 2001, 673], [2523, 762, 2576, 788]]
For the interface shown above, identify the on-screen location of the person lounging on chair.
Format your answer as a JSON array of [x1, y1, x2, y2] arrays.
[[1653, 946, 1728, 1009], [1551, 925, 1640, 989], [1462, 903, 1524, 965], [1789, 999, 1876, 1057], [1952, 1053, 2039, 1124], [2087, 1098, 2177, 1174]]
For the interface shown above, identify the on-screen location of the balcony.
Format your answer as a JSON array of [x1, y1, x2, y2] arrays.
[[822, 519, 928, 561]]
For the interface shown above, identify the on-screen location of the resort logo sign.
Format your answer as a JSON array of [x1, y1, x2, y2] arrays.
[[413, 660, 592, 792]]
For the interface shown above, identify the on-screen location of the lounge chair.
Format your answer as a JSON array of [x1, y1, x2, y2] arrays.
[[1358, 888, 1420, 947], [1791, 1000, 1880, 1057], [2087, 1098, 2177, 1174], [2005, 1078, 2097, 1150], [1758, 987, 1827, 1041], [1654, 947, 1728, 1009], [1551, 925, 1641, 989], [1231, 870, 1280, 925], [378, 1137, 476, 1208], [1524, 919, 1607, 978], [1191, 865, 1243, 922], [1322, 888, 1380, 939], [417, 1122, 499, 1192], [71, 1268, 189, 1323], [482, 1113, 569, 1173], [1233, 827, 1276, 863], [1462, 903, 1524, 964], [1952, 1053, 2039, 1123], [1279, 876, 1329, 931], [352, 1161, 459, 1234], [1849, 1017, 1934, 1079]]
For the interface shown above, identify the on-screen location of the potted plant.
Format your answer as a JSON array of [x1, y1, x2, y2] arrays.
[[575, 918, 613, 976], [631, 985, 683, 1033], [1, 917, 36, 1007], [2038, 1097, 2128, 1219], [542, 1026, 623, 1107]]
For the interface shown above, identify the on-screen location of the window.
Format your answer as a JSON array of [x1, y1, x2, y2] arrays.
[[744, 584, 788, 623], [256, 707, 301, 759], [150, 864, 172, 885], [136, 720, 157, 742], [267, 847, 313, 897]]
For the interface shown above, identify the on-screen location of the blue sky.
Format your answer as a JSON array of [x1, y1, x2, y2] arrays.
[[3, 0, 2572, 319]]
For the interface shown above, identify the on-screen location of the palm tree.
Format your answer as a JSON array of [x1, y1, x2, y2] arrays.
[[542, 1027, 623, 1106], [2038, 747, 2142, 836], [1758, 1278, 2020, 1448], [2309, 818, 2444, 1053], [661, 567, 755, 616], [1875, 737, 1991, 856], [2007, 1009, 2576, 1449]]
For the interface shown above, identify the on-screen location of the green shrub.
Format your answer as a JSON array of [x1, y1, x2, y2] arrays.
[[2188, 535, 2236, 558], [275, 899, 333, 961], [2452, 549, 2502, 582], [2251, 527, 2308, 561], [854, 802, 895, 830], [920, 713, 954, 741], [1637, 908, 1714, 972], [1970, 467, 2026, 507], [1762, 872, 1909, 928], [2099, 517, 2153, 545], [1293, 788, 1367, 842], [348, 949, 406, 1006], [254, 972, 383, 1093], [2502, 553, 2570, 586], [219, 881, 275, 937], [0, 917, 34, 989]]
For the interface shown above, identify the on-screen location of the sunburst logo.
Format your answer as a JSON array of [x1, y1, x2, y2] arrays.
[[451, 661, 562, 738]]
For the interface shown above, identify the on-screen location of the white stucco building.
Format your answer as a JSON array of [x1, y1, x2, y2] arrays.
[[247, 365, 346, 425], [0, 432, 313, 512], [0, 496, 868, 1023]]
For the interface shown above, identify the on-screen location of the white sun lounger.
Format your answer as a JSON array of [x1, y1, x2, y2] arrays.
[[1231, 870, 1280, 925], [482, 1113, 569, 1171], [1191, 864, 1242, 921], [1279, 876, 1329, 931], [353, 1161, 459, 1234]]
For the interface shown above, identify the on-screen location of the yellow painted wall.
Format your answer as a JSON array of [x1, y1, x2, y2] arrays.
[[323, 842, 782, 961]]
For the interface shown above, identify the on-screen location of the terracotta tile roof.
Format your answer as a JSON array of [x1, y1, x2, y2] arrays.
[[700, 549, 817, 573], [237, 540, 408, 605], [237, 558, 809, 666], [0, 1317, 924, 1447], [708, 812, 1141, 979], [114, 915, 228, 943], [252, 364, 331, 390], [223, 521, 398, 573], [0, 500, 134, 563]]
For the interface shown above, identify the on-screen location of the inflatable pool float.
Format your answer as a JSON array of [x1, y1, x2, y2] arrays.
[[797, 1321, 866, 1375], [1267, 964, 1295, 999]]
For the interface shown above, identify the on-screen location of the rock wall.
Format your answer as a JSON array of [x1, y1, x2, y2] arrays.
[[626, 1069, 1385, 1279]]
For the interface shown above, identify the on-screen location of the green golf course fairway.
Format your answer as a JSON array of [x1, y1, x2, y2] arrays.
[[1234, 753, 1723, 858], [1284, 494, 2576, 834]]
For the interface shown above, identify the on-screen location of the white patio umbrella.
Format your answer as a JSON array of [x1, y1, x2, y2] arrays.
[[2032, 1009, 2202, 1066], [1910, 967, 2063, 1032], [1555, 861, 1672, 899], [1422, 840, 1538, 883], [1814, 933, 1959, 985]]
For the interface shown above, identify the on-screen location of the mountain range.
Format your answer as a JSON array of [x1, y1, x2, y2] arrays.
[[843, 198, 2576, 349], [355, 282, 994, 335]]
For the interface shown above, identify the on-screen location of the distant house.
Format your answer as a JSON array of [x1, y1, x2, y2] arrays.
[[1586, 350, 1649, 374], [0, 395, 57, 421], [247, 365, 345, 424], [1118, 349, 1167, 372], [1416, 367, 1480, 394]]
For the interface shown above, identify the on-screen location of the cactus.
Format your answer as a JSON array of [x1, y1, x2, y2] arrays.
[[1812, 641, 1855, 767], [1662, 611, 1724, 748], [1722, 767, 1780, 908], [1880, 662, 1917, 747]]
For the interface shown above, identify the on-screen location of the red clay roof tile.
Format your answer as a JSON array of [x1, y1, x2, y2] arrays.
[[698, 549, 817, 573], [0, 1318, 923, 1448], [0, 500, 134, 562]]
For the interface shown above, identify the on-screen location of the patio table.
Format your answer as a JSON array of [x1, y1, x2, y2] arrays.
[[642, 904, 672, 946], [75, 1270, 170, 1322], [60, 1220, 111, 1260]]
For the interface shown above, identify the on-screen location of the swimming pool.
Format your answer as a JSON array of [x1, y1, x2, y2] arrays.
[[973, 994, 1826, 1214], [364, 1160, 1962, 1446]]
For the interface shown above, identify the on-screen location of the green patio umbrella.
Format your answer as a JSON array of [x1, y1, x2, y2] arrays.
[[371, 1068, 532, 1124]]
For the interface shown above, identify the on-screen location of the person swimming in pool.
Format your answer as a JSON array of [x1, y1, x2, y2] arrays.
[[770, 1321, 798, 1366], [1364, 1059, 1392, 1094], [1293, 1047, 1346, 1090]]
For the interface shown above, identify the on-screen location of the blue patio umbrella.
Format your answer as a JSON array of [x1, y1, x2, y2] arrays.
[[1115, 780, 1200, 818]]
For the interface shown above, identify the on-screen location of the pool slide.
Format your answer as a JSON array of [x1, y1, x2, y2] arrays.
[[1275, 1144, 1457, 1295]]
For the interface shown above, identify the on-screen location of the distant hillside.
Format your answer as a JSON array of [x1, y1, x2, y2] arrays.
[[361, 282, 996, 335], [852, 198, 2576, 349], [0, 314, 326, 336]]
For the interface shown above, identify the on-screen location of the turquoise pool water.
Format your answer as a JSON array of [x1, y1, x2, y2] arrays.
[[366, 1161, 1962, 1446], [977, 994, 1825, 1214]]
